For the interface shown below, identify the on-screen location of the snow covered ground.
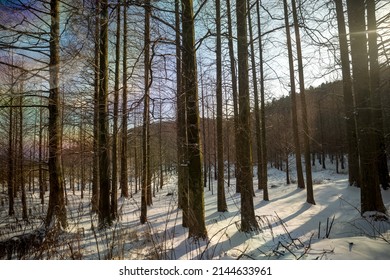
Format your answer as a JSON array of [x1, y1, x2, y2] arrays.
[[1, 160, 389, 260]]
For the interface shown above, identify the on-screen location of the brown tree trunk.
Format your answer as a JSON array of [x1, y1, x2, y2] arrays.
[[92, 0, 100, 212], [334, 0, 360, 187], [236, 0, 258, 232], [216, 0, 227, 212], [141, 0, 151, 224], [247, 0, 262, 194], [111, 0, 121, 219], [226, 0, 241, 193], [291, 0, 315, 204], [283, 0, 305, 189], [346, 0, 386, 214], [256, 0, 268, 200], [181, 0, 207, 239], [46, 0, 67, 229], [121, 0, 129, 198], [98, 0, 112, 228], [367, 0, 389, 190], [175, 0, 189, 227]]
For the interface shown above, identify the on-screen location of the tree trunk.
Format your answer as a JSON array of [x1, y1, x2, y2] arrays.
[[256, 0, 268, 200], [346, 0, 386, 214], [121, 0, 129, 198], [226, 0, 241, 193], [291, 0, 315, 204], [8, 94, 14, 216], [283, 0, 305, 190], [216, 0, 227, 212], [367, 0, 389, 190], [334, 0, 360, 187], [98, 0, 112, 228], [236, 0, 258, 232], [141, 0, 151, 224], [111, 1, 121, 219], [46, 0, 67, 229], [92, 0, 100, 212], [247, 0, 262, 194], [181, 0, 207, 239], [19, 83, 27, 221], [175, 0, 189, 227]]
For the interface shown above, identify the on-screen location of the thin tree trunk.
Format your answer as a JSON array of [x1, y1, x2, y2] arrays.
[[18, 81, 27, 220], [247, 0, 262, 193], [283, 0, 305, 189], [226, 0, 240, 193], [141, 0, 151, 224], [8, 94, 14, 216], [121, 0, 129, 198], [111, 1, 121, 219], [291, 0, 315, 204], [92, 0, 100, 212], [216, 0, 227, 212], [256, 0, 268, 200]]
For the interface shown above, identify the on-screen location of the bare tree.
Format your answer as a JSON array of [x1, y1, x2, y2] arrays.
[[181, 0, 207, 239], [236, 0, 258, 232]]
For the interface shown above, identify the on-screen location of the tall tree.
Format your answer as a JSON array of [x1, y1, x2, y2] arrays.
[[92, 0, 100, 212], [236, 0, 258, 232], [334, 0, 360, 187], [111, 0, 121, 219], [283, 0, 305, 190], [98, 0, 112, 228], [291, 0, 315, 204], [226, 0, 241, 193], [120, 0, 129, 198], [46, 0, 67, 228], [247, 0, 262, 193], [181, 0, 207, 239], [140, 0, 151, 224], [216, 0, 227, 212], [256, 0, 268, 200], [367, 0, 389, 190], [176, 0, 189, 227], [346, 0, 386, 214]]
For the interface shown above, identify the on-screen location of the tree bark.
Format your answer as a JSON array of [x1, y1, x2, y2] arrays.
[[92, 0, 100, 212], [46, 0, 67, 229], [140, 0, 152, 224], [256, 0, 268, 200], [175, 0, 189, 227], [98, 0, 112, 228], [236, 0, 258, 232], [111, 1, 121, 220], [334, 0, 360, 187], [346, 0, 386, 214], [226, 0, 241, 193], [291, 0, 315, 204], [121, 0, 129, 198], [283, 0, 305, 190], [181, 0, 207, 239], [216, 0, 227, 212], [367, 0, 389, 190]]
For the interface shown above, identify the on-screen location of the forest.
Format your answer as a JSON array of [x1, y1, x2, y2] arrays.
[[0, 0, 389, 260]]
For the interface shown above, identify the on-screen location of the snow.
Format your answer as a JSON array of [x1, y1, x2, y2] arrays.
[[1, 160, 389, 261]]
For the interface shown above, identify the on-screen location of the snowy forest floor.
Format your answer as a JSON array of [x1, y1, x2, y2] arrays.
[[1, 161, 390, 260]]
